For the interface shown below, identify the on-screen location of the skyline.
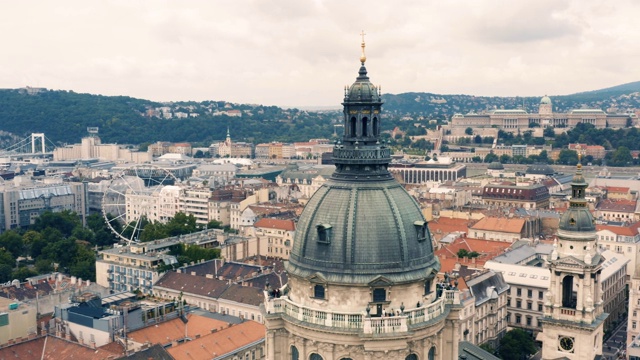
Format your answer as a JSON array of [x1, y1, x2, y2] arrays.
[[2, 1, 640, 107]]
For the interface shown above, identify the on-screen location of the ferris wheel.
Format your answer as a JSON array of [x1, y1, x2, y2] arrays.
[[102, 164, 180, 243]]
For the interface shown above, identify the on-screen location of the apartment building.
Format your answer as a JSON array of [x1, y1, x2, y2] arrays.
[[0, 178, 87, 233], [253, 218, 295, 260], [465, 270, 509, 348], [95, 229, 221, 293], [485, 249, 627, 336]]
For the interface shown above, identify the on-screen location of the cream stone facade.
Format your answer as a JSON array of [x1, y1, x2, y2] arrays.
[[450, 97, 633, 133], [540, 162, 607, 360], [263, 41, 467, 360], [54, 136, 151, 163]]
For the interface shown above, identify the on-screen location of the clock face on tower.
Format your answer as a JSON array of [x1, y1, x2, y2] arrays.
[[559, 336, 575, 352]]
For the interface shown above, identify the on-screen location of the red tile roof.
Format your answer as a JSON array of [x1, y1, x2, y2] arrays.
[[435, 237, 513, 273], [167, 321, 265, 360], [596, 199, 637, 213], [469, 217, 525, 234], [128, 313, 229, 346], [253, 218, 295, 231], [596, 221, 640, 237]]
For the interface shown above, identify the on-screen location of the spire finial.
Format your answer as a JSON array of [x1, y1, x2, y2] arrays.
[[360, 30, 367, 64], [576, 144, 582, 169]]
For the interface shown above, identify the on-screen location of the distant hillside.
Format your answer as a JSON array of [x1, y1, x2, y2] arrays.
[[0, 88, 337, 146], [381, 82, 640, 118], [572, 81, 640, 95], [1, 80, 639, 147]]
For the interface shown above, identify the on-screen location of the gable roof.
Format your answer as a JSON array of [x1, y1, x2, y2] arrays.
[[596, 221, 640, 237], [596, 199, 637, 213], [167, 321, 265, 360], [253, 218, 295, 231], [470, 217, 525, 234], [127, 314, 228, 346], [0, 336, 124, 360], [155, 271, 230, 298]]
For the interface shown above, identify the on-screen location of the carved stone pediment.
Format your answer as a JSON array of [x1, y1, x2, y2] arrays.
[[307, 272, 328, 284], [368, 275, 394, 287], [554, 256, 584, 267]]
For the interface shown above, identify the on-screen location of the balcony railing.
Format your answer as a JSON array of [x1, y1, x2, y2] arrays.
[[264, 290, 457, 334]]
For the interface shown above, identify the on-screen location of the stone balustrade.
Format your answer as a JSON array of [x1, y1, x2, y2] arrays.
[[264, 290, 458, 334]]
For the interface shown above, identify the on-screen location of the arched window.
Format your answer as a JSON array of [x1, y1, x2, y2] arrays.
[[406, 354, 418, 360], [428, 346, 436, 360], [291, 346, 299, 360], [562, 276, 576, 308], [362, 117, 368, 137], [340, 358, 353, 360], [310, 354, 323, 360], [350, 117, 357, 137], [373, 117, 378, 136]]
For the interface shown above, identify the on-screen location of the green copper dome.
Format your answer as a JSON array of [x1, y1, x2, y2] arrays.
[[286, 48, 439, 285], [558, 163, 594, 233]]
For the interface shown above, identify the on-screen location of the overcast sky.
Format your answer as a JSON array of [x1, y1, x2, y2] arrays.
[[2, 1, 639, 107]]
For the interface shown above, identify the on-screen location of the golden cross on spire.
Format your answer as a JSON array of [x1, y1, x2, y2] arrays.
[[575, 144, 582, 168], [360, 30, 367, 64]]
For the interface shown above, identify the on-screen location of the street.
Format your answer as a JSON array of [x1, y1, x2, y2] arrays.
[[603, 320, 627, 360]]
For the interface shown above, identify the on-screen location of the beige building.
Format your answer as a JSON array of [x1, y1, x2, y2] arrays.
[[597, 221, 640, 279], [465, 270, 509, 348], [540, 163, 607, 360], [95, 229, 221, 293], [451, 96, 633, 133], [253, 218, 295, 260], [54, 136, 151, 163], [468, 217, 526, 242], [0, 298, 37, 345], [0, 178, 87, 232]]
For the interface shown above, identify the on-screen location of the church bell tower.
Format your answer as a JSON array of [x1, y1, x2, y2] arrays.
[[540, 150, 608, 359]]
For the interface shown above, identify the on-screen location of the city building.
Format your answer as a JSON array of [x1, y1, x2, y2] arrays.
[[481, 183, 550, 209], [450, 96, 633, 133], [95, 229, 221, 293], [0, 297, 37, 345], [53, 136, 151, 163], [465, 270, 509, 347], [388, 157, 467, 184], [468, 217, 527, 242], [263, 39, 467, 360], [597, 221, 640, 279], [0, 177, 87, 233], [253, 218, 295, 260]]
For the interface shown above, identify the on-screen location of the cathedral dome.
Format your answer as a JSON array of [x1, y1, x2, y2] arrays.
[[526, 164, 554, 176], [540, 95, 552, 105], [345, 65, 381, 103], [286, 40, 438, 286], [286, 178, 439, 285], [559, 207, 595, 232], [488, 161, 504, 170]]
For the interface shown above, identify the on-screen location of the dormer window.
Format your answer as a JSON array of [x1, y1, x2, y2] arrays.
[[570, 218, 576, 226], [317, 224, 332, 244], [414, 221, 428, 242]]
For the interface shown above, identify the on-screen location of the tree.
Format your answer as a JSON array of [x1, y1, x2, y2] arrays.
[[465, 127, 473, 135], [206, 220, 223, 229], [474, 135, 482, 144], [457, 249, 469, 258], [484, 152, 499, 163], [609, 146, 633, 167], [558, 149, 578, 165], [498, 328, 537, 360]]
